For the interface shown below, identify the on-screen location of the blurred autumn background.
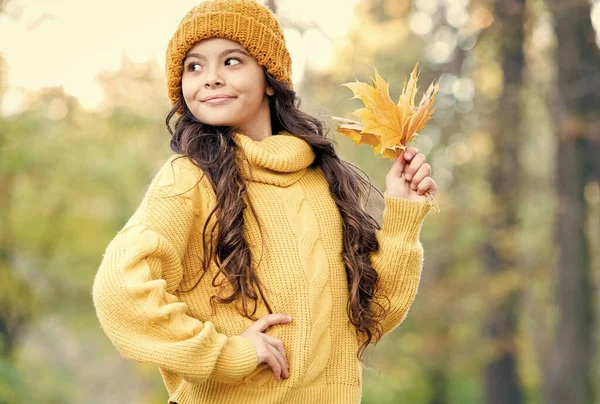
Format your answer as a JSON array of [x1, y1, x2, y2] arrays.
[[1, 0, 599, 402]]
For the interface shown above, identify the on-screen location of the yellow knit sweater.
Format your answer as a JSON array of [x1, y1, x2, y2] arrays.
[[92, 130, 431, 404]]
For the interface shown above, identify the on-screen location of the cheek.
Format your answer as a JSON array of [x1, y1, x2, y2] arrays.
[[234, 70, 266, 94], [181, 77, 196, 102], [240, 79, 268, 104]]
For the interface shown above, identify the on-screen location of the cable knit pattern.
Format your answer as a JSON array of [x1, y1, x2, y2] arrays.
[[92, 130, 431, 403], [275, 181, 332, 386]]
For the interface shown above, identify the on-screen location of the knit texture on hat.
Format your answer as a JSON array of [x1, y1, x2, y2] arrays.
[[165, 0, 293, 109]]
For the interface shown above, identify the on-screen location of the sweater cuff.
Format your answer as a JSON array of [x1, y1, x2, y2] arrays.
[[381, 192, 431, 243], [211, 335, 258, 382]]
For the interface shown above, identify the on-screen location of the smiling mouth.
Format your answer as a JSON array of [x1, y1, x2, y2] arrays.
[[202, 96, 236, 105]]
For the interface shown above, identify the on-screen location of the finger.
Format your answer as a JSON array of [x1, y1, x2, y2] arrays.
[[253, 313, 292, 332], [265, 343, 286, 380], [403, 146, 418, 161], [265, 341, 288, 379], [388, 149, 407, 178], [264, 349, 282, 380], [417, 177, 436, 196], [263, 335, 287, 360], [404, 153, 426, 181], [410, 163, 432, 190]]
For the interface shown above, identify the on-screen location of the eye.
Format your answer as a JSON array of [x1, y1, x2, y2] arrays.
[[186, 61, 201, 72], [225, 57, 242, 66]]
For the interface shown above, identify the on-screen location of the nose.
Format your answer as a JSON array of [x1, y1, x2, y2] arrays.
[[204, 66, 223, 88]]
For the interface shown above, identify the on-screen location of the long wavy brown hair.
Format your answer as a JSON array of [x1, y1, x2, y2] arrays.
[[165, 69, 389, 361]]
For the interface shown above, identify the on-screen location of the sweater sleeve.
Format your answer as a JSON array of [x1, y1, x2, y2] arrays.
[[92, 155, 259, 385], [368, 192, 431, 343]]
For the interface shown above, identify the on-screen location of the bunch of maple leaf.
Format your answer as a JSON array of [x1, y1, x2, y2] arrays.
[[330, 62, 441, 211], [331, 62, 440, 159]]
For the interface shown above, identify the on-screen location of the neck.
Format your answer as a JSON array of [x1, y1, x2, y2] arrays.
[[238, 128, 272, 141], [235, 98, 273, 141]]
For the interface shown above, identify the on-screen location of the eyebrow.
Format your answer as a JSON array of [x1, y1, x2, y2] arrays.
[[183, 48, 250, 62]]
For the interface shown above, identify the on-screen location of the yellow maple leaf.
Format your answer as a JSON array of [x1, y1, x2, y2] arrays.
[[331, 62, 440, 160], [329, 62, 441, 213]]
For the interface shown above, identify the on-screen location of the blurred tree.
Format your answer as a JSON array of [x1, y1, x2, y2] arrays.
[[422, 15, 469, 404], [543, 0, 600, 403], [479, 1, 526, 403]]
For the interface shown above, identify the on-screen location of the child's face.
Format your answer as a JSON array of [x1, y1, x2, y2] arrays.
[[181, 37, 275, 133]]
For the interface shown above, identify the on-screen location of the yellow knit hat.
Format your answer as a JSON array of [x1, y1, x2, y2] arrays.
[[165, 0, 293, 109]]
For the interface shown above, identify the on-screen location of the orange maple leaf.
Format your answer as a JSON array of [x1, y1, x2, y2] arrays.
[[331, 62, 440, 159]]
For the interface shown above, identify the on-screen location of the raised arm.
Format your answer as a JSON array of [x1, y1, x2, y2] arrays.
[[369, 192, 431, 343]]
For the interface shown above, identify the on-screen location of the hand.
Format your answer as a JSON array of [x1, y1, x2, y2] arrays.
[[385, 146, 437, 203], [240, 313, 292, 381]]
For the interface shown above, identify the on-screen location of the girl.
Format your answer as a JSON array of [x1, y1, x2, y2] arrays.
[[92, 0, 437, 403]]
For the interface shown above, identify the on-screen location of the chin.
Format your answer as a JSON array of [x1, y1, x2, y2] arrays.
[[202, 117, 240, 127], [190, 111, 239, 127]]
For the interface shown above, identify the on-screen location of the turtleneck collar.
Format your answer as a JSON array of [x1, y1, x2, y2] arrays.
[[232, 130, 316, 187]]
